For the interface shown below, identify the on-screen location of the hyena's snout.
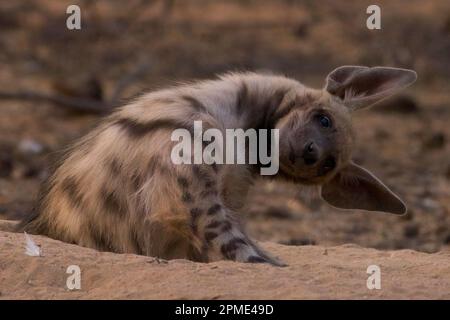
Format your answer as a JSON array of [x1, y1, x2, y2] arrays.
[[300, 141, 337, 177], [301, 141, 319, 166], [284, 125, 339, 179]]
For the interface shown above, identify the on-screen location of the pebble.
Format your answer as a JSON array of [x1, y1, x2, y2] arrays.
[[18, 139, 44, 155]]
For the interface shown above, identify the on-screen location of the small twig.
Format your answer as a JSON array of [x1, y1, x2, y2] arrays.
[[0, 60, 151, 114], [0, 90, 111, 114]]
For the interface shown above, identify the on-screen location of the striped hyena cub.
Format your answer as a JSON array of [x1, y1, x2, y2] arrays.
[[19, 66, 417, 266]]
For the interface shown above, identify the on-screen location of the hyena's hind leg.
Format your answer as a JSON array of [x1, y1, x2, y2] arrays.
[[178, 164, 286, 267]]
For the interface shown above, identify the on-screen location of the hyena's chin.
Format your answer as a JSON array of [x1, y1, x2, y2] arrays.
[[278, 163, 334, 185]]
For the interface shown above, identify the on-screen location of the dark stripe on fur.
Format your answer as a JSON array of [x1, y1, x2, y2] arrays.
[[235, 82, 249, 116], [235, 82, 290, 130], [192, 165, 216, 183], [272, 92, 316, 127], [182, 192, 193, 203], [220, 221, 232, 232], [207, 204, 222, 215], [109, 158, 121, 176], [183, 95, 208, 113], [115, 118, 193, 138], [88, 223, 115, 252], [102, 187, 127, 216], [205, 220, 222, 229], [190, 207, 202, 219], [177, 176, 190, 189], [259, 89, 290, 129], [204, 180, 216, 188], [247, 256, 268, 263], [61, 177, 84, 208], [200, 189, 218, 198], [221, 238, 247, 259], [204, 231, 219, 242], [189, 208, 202, 234], [271, 94, 296, 123]]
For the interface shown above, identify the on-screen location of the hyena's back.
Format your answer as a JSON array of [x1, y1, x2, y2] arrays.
[[21, 106, 212, 258]]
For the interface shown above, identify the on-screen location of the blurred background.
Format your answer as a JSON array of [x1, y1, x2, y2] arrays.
[[1, 0, 450, 253]]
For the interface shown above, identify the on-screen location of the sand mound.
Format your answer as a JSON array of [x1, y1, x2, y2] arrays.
[[1, 227, 450, 300]]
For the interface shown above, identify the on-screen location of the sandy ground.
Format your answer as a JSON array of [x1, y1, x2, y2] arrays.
[[1, 227, 450, 300]]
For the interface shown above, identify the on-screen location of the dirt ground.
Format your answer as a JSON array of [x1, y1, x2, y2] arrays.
[[1, 0, 450, 299], [2, 229, 450, 299]]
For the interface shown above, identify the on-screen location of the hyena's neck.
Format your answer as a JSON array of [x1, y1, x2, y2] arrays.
[[118, 73, 305, 134], [183, 72, 306, 130]]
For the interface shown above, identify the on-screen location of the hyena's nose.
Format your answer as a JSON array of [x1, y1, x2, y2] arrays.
[[302, 142, 319, 166]]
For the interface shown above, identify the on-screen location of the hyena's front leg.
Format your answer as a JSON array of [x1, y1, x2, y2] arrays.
[[199, 205, 285, 266], [180, 167, 283, 266]]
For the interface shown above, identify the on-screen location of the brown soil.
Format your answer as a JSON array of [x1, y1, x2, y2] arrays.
[[2, 229, 450, 299]]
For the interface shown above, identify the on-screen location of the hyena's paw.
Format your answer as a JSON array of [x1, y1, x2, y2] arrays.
[[244, 246, 287, 267], [246, 255, 287, 267], [214, 235, 287, 267]]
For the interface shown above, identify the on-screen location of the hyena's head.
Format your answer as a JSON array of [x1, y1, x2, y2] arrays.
[[275, 66, 417, 214]]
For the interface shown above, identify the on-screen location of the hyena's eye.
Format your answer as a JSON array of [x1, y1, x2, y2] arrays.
[[316, 114, 332, 128]]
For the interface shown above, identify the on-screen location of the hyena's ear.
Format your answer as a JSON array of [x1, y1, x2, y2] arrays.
[[321, 162, 406, 214], [325, 65, 417, 111]]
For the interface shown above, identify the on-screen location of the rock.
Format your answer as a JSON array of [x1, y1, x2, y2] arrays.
[[445, 165, 450, 180], [422, 132, 446, 150], [51, 75, 103, 101], [422, 198, 439, 210], [374, 128, 390, 140], [18, 139, 44, 155], [0, 154, 13, 178], [293, 21, 310, 38], [442, 14, 450, 34], [444, 234, 450, 244], [403, 223, 420, 238], [281, 238, 316, 246], [262, 206, 293, 219], [22, 165, 42, 178]]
